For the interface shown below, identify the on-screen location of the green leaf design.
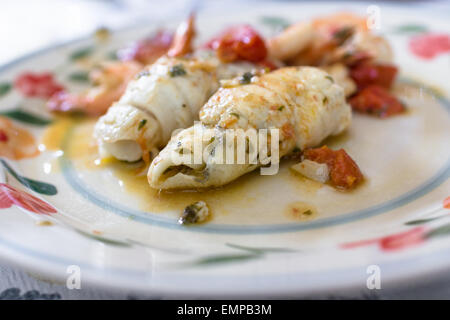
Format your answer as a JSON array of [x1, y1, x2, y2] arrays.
[[0, 108, 52, 126], [393, 24, 428, 34], [76, 230, 131, 247], [1, 160, 57, 195], [70, 47, 93, 61], [260, 16, 290, 30], [225, 243, 295, 254], [0, 83, 12, 97], [425, 223, 450, 240], [68, 71, 90, 83], [405, 216, 443, 225], [190, 253, 261, 266]]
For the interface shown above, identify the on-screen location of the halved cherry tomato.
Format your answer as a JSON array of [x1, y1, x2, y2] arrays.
[[350, 62, 398, 90], [304, 145, 363, 190], [349, 85, 405, 118], [14, 72, 64, 99], [205, 25, 267, 63]]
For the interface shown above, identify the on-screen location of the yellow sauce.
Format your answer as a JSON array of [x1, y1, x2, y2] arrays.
[[40, 117, 322, 219]]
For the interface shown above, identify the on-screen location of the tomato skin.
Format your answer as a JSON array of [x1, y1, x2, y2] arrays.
[[350, 62, 398, 90], [205, 25, 268, 63], [304, 146, 363, 190], [14, 72, 64, 99], [349, 85, 405, 118], [0, 183, 56, 214]]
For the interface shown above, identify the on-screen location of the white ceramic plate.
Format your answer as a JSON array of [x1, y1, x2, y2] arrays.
[[0, 2, 449, 297]]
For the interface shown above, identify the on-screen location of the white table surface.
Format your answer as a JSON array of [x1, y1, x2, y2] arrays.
[[0, 0, 449, 299]]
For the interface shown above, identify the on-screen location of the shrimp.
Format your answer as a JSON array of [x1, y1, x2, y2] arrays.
[[47, 60, 142, 116], [268, 22, 314, 61]]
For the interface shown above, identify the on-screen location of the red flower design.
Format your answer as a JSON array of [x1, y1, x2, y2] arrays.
[[444, 196, 450, 209], [341, 227, 425, 252], [409, 33, 450, 59], [0, 183, 56, 214], [14, 72, 64, 99]]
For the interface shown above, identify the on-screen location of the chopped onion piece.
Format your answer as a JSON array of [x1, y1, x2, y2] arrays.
[[291, 159, 330, 184]]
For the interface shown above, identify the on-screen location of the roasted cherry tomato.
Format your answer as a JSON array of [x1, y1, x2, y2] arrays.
[[349, 85, 405, 118], [205, 25, 267, 63], [304, 146, 364, 190], [14, 72, 64, 99]]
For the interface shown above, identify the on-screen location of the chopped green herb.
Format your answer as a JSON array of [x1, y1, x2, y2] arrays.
[[178, 201, 210, 225], [323, 97, 328, 104], [169, 64, 186, 77], [68, 71, 90, 83], [70, 47, 93, 61], [230, 112, 240, 119], [239, 72, 253, 84], [182, 103, 186, 108], [342, 52, 353, 60], [303, 209, 313, 216], [0, 83, 12, 97], [138, 119, 147, 130], [325, 75, 334, 83], [278, 106, 285, 111]]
